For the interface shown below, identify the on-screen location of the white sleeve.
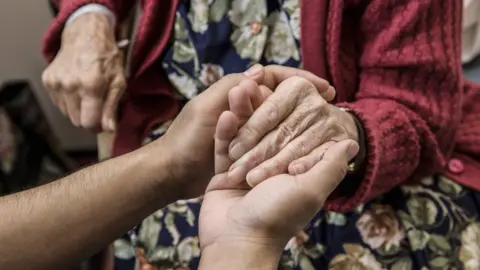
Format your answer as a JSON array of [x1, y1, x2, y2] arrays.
[[66, 4, 116, 26]]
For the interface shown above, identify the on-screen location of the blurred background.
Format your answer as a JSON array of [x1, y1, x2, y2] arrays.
[[0, 0, 96, 152]]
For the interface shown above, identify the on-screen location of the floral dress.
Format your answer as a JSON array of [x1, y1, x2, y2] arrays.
[[114, 0, 480, 269]]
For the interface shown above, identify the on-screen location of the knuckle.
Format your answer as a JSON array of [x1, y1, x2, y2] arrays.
[[263, 100, 281, 125], [42, 70, 58, 91], [81, 74, 107, 95], [277, 124, 294, 142], [324, 116, 337, 129], [239, 125, 257, 143], [312, 96, 328, 109], [285, 145, 301, 162], [294, 139, 309, 158], [240, 151, 262, 169], [269, 158, 288, 173], [291, 76, 316, 93], [41, 70, 50, 84], [62, 78, 80, 92]]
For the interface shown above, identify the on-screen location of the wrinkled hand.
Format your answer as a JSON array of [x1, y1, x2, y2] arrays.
[[227, 76, 358, 187], [151, 65, 334, 199], [199, 107, 359, 252], [42, 13, 125, 132]]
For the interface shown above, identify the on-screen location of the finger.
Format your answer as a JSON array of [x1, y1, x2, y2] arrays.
[[244, 80, 270, 110], [296, 140, 359, 195], [259, 85, 273, 101], [205, 173, 251, 193], [191, 73, 251, 127], [101, 87, 123, 131], [245, 64, 335, 101], [228, 78, 268, 124], [63, 92, 81, 127], [230, 103, 323, 185], [41, 68, 60, 93], [42, 72, 66, 114], [288, 141, 336, 175], [215, 111, 240, 174], [228, 83, 255, 124], [57, 93, 68, 115], [246, 139, 337, 187], [80, 95, 104, 132], [48, 91, 65, 114], [229, 76, 321, 161], [102, 74, 126, 131]]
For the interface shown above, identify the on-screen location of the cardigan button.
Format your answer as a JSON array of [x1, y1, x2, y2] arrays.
[[448, 158, 464, 174]]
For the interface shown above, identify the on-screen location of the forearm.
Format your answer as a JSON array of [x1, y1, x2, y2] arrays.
[[199, 240, 282, 270], [0, 142, 177, 270]]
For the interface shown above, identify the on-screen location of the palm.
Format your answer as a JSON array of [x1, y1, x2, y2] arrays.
[[199, 173, 318, 249]]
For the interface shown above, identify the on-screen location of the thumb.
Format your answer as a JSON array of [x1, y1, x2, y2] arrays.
[[297, 140, 359, 197], [102, 74, 126, 131]]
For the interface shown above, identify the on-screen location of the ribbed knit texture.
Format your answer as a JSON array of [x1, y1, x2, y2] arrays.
[[304, 0, 465, 211], [43, 0, 480, 212]]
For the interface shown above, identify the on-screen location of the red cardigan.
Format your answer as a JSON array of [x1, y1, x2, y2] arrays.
[[43, 0, 480, 212]]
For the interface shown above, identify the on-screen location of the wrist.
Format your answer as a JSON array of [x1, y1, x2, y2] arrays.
[[199, 238, 283, 270], [66, 4, 116, 26], [134, 139, 183, 205], [339, 107, 359, 143], [62, 13, 115, 45]]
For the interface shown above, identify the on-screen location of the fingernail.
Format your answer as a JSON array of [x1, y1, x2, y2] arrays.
[[229, 143, 246, 160], [244, 64, 262, 77], [347, 141, 360, 160], [246, 169, 265, 187]]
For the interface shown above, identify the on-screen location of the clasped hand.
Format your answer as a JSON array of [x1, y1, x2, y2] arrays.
[[198, 65, 360, 262]]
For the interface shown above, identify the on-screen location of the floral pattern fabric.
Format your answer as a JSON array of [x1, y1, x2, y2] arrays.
[[116, 176, 480, 270], [114, 0, 480, 269]]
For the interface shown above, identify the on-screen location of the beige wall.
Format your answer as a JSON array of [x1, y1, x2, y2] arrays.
[[0, 0, 96, 151]]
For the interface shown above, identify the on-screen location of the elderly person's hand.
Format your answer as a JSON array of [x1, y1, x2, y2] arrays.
[[150, 65, 334, 199], [42, 13, 125, 132], [198, 107, 358, 269], [227, 74, 359, 187]]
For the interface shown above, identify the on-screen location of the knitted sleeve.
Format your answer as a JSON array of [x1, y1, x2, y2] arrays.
[[327, 0, 463, 211], [42, 0, 136, 62]]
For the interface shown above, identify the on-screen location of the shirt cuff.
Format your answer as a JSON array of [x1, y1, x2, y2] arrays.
[[66, 4, 116, 26]]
